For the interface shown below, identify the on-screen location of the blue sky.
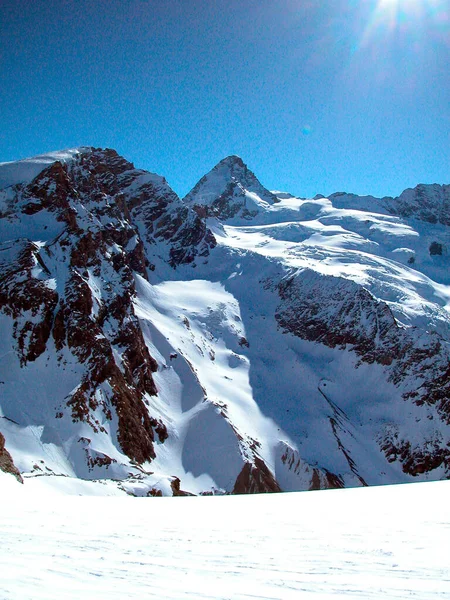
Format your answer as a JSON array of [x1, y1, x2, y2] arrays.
[[1, 0, 449, 198]]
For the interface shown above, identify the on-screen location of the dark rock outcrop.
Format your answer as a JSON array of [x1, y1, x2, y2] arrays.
[[280, 445, 345, 491], [170, 477, 196, 497], [232, 457, 282, 494], [0, 432, 23, 483], [385, 184, 450, 226]]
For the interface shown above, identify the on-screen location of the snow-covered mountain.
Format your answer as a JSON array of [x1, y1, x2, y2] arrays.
[[183, 155, 280, 222], [1, 147, 449, 495]]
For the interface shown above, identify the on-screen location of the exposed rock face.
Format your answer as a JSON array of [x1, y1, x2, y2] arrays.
[[170, 477, 196, 497], [275, 269, 450, 477], [126, 170, 216, 266], [232, 457, 282, 494], [184, 155, 279, 221], [329, 183, 450, 227], [385, 184, 450, 226], [279, 445, 345, 491], [0, 148, 212, 471], [0, 432, 23, 483], [0, 240, 58, 365]]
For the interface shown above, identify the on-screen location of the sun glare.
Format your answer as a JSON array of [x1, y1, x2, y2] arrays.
[[372, 0, 426, 31], [378, 0, 426, 17], [358, 0, 447, 48]]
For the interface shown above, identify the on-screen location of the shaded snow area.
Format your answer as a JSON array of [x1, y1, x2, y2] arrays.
[[1, 475, 449, 599], [133, 275, 280, 492]]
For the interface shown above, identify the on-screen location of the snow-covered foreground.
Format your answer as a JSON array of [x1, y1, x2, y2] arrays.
[[1, 478, 449, 599]]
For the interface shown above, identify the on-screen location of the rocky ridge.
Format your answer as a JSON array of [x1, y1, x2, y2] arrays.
[[329, 183, 450, 226], [274, 269, 450, 477], [0, 148, 215, 483]]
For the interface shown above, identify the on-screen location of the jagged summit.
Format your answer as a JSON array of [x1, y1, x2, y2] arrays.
[[386, 183, 450, 226], [0, 146, 142, 194], [183, 155, 279, 222], [0, 147, 215, 267], [216, 154, 245, 166], [326, 183, 450, 226]]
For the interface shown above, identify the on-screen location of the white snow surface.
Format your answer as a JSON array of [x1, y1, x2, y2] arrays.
[[1, 474, 449, 599]]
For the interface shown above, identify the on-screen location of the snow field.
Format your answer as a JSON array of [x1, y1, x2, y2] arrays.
[[0, 477, 449, 599], [134, 275, 281, 491]]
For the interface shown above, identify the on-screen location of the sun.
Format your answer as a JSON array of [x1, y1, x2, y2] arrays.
[[376, 0, 447, 23], [372, 0, 426, 28], [358, 0, 441, 46], [379, 0, 427, 12]]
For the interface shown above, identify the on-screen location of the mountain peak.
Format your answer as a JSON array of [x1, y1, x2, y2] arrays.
[[216, 154, 245, 167], [386, 183, 450, 225], [184, 156, 279, 222], [327, 183, 450, 226]]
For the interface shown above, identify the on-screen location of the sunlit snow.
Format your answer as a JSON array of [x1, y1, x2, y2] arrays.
[[0, 148, 90, 189], [1, 474, 449, 599]]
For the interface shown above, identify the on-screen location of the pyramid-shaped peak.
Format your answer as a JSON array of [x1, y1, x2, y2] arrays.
[[185, 155, 275, 199], [183, 156, 279, 221]]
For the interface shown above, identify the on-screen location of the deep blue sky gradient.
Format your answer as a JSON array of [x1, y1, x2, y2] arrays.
[[1, 0, 449, 198]]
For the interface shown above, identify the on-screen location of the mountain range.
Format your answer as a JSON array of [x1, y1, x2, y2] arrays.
[[0, 147, 449, 495]]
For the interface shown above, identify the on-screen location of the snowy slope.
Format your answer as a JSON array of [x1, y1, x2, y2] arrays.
[[1, 147, 449, 495], [0, 148, 90, 189], [1, 474, 449, 599]]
